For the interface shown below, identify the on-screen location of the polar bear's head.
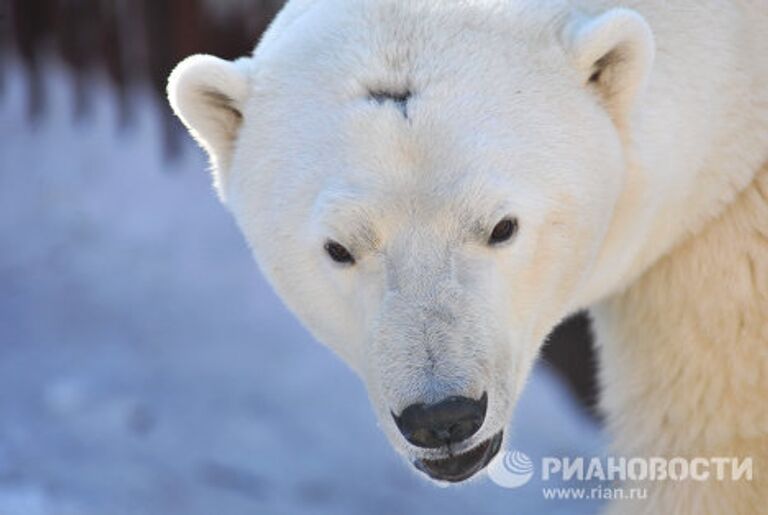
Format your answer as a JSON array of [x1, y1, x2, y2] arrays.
[[168, 1, 654, 483]]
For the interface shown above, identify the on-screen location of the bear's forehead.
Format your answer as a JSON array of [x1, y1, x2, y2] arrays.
[[251, 0, 575, 165], [244, 0, 582, 222]]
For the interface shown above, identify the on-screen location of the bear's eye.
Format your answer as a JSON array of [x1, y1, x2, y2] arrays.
[[489, 217, 519, 246], [324, 240, 356, 265]]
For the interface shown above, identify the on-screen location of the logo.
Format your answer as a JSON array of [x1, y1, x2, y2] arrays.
[[487, 449, 535, 489], [486, 450, 753, 498]]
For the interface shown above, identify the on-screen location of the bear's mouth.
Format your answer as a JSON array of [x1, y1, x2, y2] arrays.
[[414, 431, 503, 482]]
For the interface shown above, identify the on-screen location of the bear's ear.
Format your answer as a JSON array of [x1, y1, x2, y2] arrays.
[[167, 54, 251, 194], [564, 9, 654, 126]]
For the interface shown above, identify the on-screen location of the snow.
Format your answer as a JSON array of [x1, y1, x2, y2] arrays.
[[0, 60, 605, 515]]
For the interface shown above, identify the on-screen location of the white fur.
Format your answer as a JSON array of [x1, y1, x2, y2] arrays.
[[593, 162, 768, 514], [168, 0, 768, 509]]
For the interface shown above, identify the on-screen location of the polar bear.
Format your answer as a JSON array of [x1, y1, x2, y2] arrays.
[[167, 0, 768, 512]]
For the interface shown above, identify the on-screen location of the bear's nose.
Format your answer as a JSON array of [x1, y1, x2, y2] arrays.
[[392, 392, 487, 448]]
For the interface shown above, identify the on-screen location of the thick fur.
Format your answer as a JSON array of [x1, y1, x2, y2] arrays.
[[167, 1, 768, 512], [593, 162, 768, 514]]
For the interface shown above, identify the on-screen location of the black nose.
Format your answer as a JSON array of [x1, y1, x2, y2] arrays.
[[392, 392, 487, 448]]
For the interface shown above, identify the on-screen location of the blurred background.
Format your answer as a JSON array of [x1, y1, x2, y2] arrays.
[[0, 1, 604, 514]]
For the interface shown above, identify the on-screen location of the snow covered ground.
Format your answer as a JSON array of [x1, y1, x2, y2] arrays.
[[0, 61, 605, 515]]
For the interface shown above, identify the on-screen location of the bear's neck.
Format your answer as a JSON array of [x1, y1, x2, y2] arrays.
[[591, 161, 768, 456], [576, 0, 768, 307]]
